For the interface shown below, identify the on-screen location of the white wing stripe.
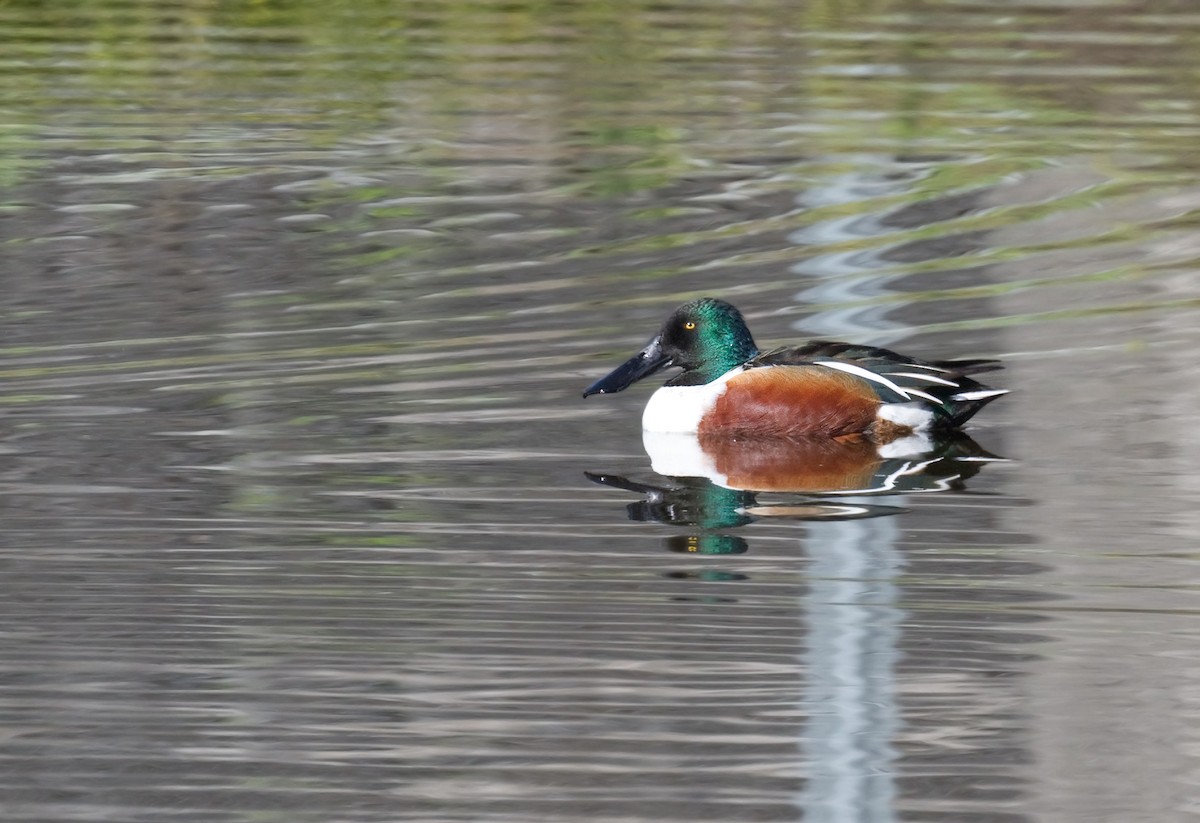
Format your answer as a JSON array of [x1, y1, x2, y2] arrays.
[[903, 387, 943, 403], [888, 370, 960, 387], [817, 360, 941, 403], [816, 360, 908, 395]]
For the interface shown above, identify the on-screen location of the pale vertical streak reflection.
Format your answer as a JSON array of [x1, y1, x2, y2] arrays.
[[797, 516, 903, 823], [791, 165, 911, 820], [789, 157, 938, 347]]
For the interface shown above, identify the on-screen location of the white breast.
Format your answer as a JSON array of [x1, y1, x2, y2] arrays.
[[641, 367, 742, 433]]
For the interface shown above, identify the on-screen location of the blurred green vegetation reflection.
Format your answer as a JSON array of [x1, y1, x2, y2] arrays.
[[2, 0, 1198, 197]]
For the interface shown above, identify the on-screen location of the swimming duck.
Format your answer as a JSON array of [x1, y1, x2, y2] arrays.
[[583, 298, 1006, 440]]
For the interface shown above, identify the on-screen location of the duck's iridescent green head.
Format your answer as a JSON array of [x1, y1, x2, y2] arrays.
[[583, 298, 760, 396]]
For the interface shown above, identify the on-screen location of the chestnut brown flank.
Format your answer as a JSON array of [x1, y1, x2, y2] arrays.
[[699, 366, 880, 438]]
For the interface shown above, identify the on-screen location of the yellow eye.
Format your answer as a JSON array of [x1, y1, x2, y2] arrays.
[[684, 321, 696, 330]]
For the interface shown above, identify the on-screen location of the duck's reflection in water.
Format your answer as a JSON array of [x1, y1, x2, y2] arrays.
[[587, 430, 1003, 554], [587, 429, 1011, 819]]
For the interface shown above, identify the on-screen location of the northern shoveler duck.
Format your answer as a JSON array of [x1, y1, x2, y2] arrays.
[[582, 298, 1007, 440]]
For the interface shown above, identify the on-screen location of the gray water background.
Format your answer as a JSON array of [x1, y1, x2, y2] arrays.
[[3, 2, 1200, 821]]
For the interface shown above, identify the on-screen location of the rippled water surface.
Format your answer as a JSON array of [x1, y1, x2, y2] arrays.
[[4, 1, 1200, 821]]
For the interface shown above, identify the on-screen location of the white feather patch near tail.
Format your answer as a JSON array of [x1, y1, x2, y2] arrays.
[[877, 402, 936, 432]]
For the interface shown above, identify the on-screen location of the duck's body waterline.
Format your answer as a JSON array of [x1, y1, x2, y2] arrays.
[[584, 298, 1006, 441]]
